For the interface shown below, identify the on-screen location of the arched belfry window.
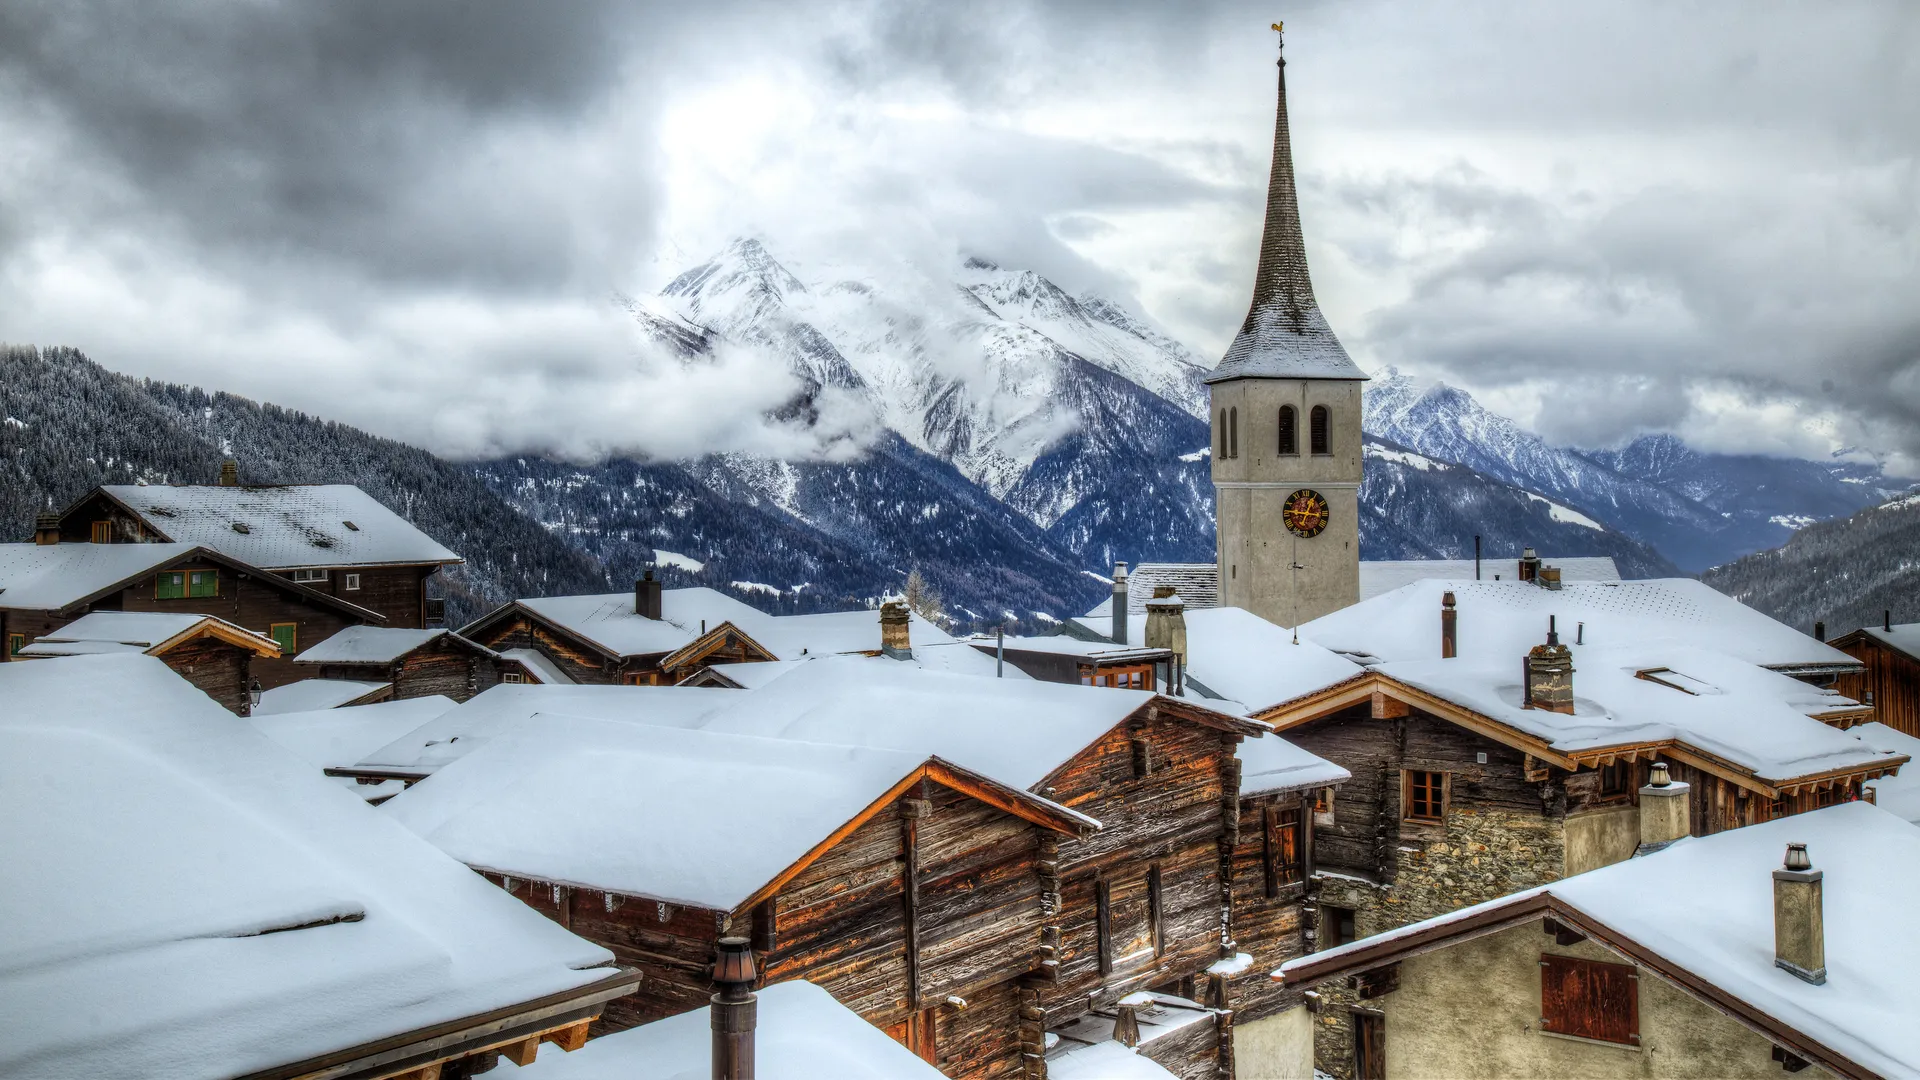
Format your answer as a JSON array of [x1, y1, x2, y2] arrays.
[[1229, 407, 1239, 459], [1218, 409, 1228, 459], [1278, 406, 1299, 456], [1310, 405, 1331, 456]]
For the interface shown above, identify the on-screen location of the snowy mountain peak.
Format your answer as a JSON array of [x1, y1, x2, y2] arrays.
[[661, 237, 809, 326]]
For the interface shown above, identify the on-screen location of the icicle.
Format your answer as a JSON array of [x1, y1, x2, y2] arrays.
[[551, 884, 562, 904], [658, 901, 672, 923]]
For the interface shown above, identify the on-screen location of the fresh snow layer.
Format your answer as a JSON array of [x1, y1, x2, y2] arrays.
[[1356, 557, 1620, 600], [1238, 731, 1351, 797], [1284, 803, 1920, 1080], [507, 588, 774, 659], [13, 611, 248, 651], [0, 654, 615, 1079], [1858, 723, 1920, 825], [497, 647, 577, 685], [250, 695, 459, 771], [497, 980, 947, 1079], [1047, 1039, 1183, 1080], [100, 484, 460, 570], [295, 626, 458, 666], [1179, 608, 1365, 713], [0, 542, 205, 610], [255, 678, 391, 715], [1862, 623, 1920, 664]]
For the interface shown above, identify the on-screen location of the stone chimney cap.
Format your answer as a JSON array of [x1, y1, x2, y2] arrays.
[[1114, 562, 1129, 580], [1782, 842, 1813, 874]]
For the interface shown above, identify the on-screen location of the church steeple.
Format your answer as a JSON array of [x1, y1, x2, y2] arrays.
[[1207, 25, 1366, 384]]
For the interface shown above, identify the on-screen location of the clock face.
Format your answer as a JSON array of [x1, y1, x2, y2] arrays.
[[1283, 489, 1330, 538]]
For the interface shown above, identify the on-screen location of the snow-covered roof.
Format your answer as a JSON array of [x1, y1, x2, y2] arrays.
[[351, 684, 741, 776], [750, 606, 954, 659], [1280, 802, 1920, 1080], [1856, 623, 1920, 663], [1208, 300, 1368, 382], [386, 714, 1088, 909], [692, 659, 811, 690], [250, 695, 460, 772], [1373, 644, 1901, 784], [0, 654, 620, 1078], [0, 542, 203, 610], [296, 625, 496, 665], [1080, 563, 1220, 628], [496, 979, 948, 1079], [1048, 1038, 1184, 1079], [1238, 732, 1350, 797], [1859, 723, 1920, 826], [498, 647, 577, 685], [500, 588, 773, 660], [97, 484, 461, 569], [255, 678, 391, 715], [995, 635, 1170, 660], [1358, 557, 1621, 600], [14, 610, 279, 658], [1301, 578, 1856, 673], [1179, 607, 1366, 711]]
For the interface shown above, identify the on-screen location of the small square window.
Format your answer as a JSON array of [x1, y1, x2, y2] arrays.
[[1403, 770, 1447, 824], [1314, 787, 1335, 814], [1597, 761, 1634, 801], [1541, 954, 1638, 1045], [268, 623, 297, 653], [1320, 904, 1356, 949], [501, 671, 525, 684], [344, 573, 361, 591], [156, 572, 187, 600], [6, 633, 24, 657]]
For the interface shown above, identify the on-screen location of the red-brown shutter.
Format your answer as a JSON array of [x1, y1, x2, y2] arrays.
[[1272, 806, 1302, 886], [1540, 954, 1638, 1044]]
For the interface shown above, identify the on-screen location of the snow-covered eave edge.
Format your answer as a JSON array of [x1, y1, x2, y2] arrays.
[[5, 543, 391, 625], [67, 486, 464, 569], [1273, 889, 1877, 1080], [1253, 670, 1907, 800], [236, 965, 642, 1080]]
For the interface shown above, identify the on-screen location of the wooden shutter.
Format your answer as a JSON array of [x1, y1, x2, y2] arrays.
[[1540, 954, 1638, 1045], [1354, 1012, 1386, 1080], [1278, 406, 1298, 455], [1310, 405, 1331, 455]]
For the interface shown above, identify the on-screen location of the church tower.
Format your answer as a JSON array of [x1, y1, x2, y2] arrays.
[[1209, 25, 1365, 627]]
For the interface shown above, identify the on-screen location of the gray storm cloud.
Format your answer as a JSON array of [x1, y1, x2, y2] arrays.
[[1, 0, 1915, 472]]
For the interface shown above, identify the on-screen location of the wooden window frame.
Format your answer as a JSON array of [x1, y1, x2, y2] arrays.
[[501, 671, 525, 684], [1264, 804, 1304, 897], [1402, 769, 1449, 824], [1596, 761, 1635, 802], [268, 622, 298, 653], [6, 633, 24, 658], [1354, 1011, 1386, 1080], [291, 568, 330, 584], [1320, 904, 1356, 950], [1310, 404, 1331, 456], [344, 572, 362, 591], [187, 570, 219, 598], [156, 571, 187, 600], [90, 520, 112, 544], [1130, 737, 1152, 780], [1540, 953, 1639, 1046], [1313, 787, 1335, 815], [1278, 405, 1299, 455]]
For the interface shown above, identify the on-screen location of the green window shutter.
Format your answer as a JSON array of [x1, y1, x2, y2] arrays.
[[188, 570, 218, 598], [269, 624, 297, 653], [156, 572, 186, 600]]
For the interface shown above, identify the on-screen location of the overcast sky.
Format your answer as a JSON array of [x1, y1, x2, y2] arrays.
[[2, 1, 1916, 472]]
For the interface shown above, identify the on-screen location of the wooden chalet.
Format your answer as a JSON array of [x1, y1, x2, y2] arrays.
[[1276, 802, 1920, 1080], [294, 625, 513, 703], [0, 536, 384, 688], [50, 468, 461, 629], [1832, 618, 1920, 737], [12, 610, 280, 714], [0, 653, 637, 1080], [461, 574, 778, 685]]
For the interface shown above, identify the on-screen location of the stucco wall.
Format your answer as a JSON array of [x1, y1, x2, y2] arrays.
[[1235, 1004, 1316, 1080], [1210, 378, 1363, 626], [1565, 805, 1640, 876], [1379, 919, 1832, 1079]]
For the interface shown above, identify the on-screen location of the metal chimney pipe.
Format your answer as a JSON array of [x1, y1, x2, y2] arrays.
[[996, 627, 1005, 678], [1112, 563, 1130, 645], [1440, 591, 1457, 659], [1888, 610, 1895, 633], [1474, 535, 1482, 580], [711, 936, 758, 1080], [1814, 621, 1826, 643]]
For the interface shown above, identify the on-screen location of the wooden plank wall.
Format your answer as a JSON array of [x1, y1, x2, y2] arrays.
[[114, 559, 362, 688], [1280, 707, 1390, 877], [1039, 715, 1235, 1031], [314, 639, 503, 702], [158, 637, 252, 715], [1226, 789, 1311, 1023], [471, 618, 615, 684], [1838, 637, 1920, 737], [279, 566, 432, 629]]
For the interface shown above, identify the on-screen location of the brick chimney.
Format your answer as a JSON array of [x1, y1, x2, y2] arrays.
[[1112, 562, 1130, 645], [1773, 843, 1826, 985], [635, 570, 663, 620], [1441, 591, 1457, 659], [33, 512, 60, 546], [218, 458, 239, 486], [1144, 586, 1187, 665], [1523, 617, 1575, 714], [1518, 547, 1541, 583], [710, 935, 758, 1080], [1634, 762, 1690, 855], [1814, 621, 1826, 643], [880, 600, 912, 660], [1537, 566, 1563, 591]]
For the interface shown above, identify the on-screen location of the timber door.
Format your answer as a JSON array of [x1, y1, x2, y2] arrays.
[[1354, 1011, 1385, 1080], [886, 1008, 938, 1065]]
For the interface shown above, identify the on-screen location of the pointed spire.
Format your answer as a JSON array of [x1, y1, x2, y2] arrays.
[[1208, 26, 1366, 384]]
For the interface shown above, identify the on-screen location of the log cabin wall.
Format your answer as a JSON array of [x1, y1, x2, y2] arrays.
[[109, 558, 362, 688], [1037, 714, 1237, 1036], [313, 639, 502, 703], [1224, 789, 1314, 1024], [54, 493, 150, 543], [468, 616, 617, 684], [275, 565, 434, 629], [1836, 635, 1919, 737], [156, 637, 253, 715]]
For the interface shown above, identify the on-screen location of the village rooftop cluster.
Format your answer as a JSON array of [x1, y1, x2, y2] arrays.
[[7, 26, 1920, 1080]]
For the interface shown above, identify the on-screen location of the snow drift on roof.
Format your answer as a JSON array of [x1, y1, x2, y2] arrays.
[[295, 626, 494, 665], [1358, 557, 1620, 600], [510, 588, 772, 659], [496, 979, 947, 1079], [250, 695, 460, 771], [1179, 607, 1364, 711], [497, 647, 577, 685], [255, 678, 390, 715], [1861, 623, 1920, 663], [1858, 723, 1920, 826], [101, 484, 460, 569], [0, 654, 613, 1078], [1238, 733, 1350, 796], [0, 542, 203, 610]]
